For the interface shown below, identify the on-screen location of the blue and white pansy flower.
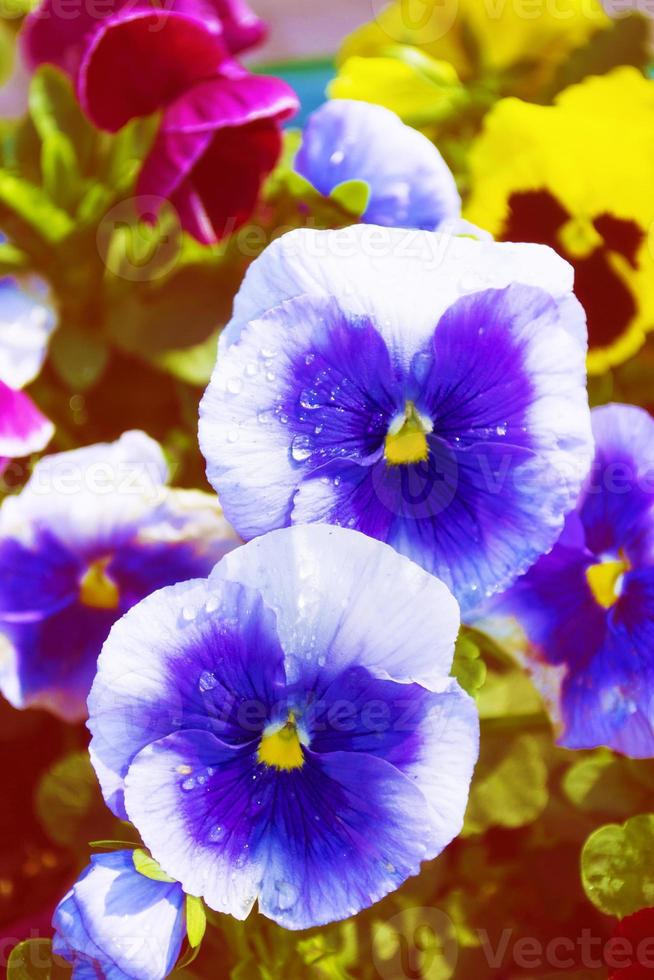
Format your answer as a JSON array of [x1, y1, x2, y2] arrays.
[[0, 431, 239, 721], [199, 224, 593, 613], [87, 525, 479, 930], [488, 404, 654, 758], [53, 850, 187, 979], [294, 99, 461, 230]]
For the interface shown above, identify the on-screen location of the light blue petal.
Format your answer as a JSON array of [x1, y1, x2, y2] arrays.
[[295, 99, 461, 230], [53, 851, 186, 980], [0, 275, 56, 389], [211, 524, 460, 691]]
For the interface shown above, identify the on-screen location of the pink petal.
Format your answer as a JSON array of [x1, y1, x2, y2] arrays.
[[21, 0, 129, 74], [175, 120, 283, 242], [162, 67, 299, 133], [175, 0, 267, 53], [78, 10, 229, 132], [137, 70, 297, 200], [0, 380, 54, 459]]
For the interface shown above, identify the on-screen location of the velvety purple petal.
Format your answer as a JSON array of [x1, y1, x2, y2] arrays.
[[295, 99, 460, 230], [124, 730, 267, 920], [1, 601, 117, 722], [258, 749, 435, 929], [580, 403, 654, 567], [200, 294, 398, 538], [0, 437, 238, 722], [78, 10, 228, 132], [88, 577, 286, 818], [304, 669, 478, 855], [225, 282, 589, 611], [491, 404, 654, 756], [561, 577, 654, 758], [123, 728, 436, 929], [0, 380, 53, 459]]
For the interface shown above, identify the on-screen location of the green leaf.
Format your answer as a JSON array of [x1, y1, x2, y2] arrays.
[[451, 632, 487, 697], [133, 848, 176, 883], [0, 241, 30, 276], [29, 66, 96, 171], [563, 752, 649, 819], [464, 734, 549, 835], [330, 179, 371, 217], [7, 939, 71, 979], [35, 751, 116, 849], [581, 814, 654, 918], [41, 132, 81, 212], [0, 171, 73, 243], [185, 895, 207, 948], [155, 331, 219, 386], [49, 326, 108, 391]]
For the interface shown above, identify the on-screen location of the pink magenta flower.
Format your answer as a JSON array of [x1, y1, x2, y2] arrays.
[[22, 0, 267, 75], [22, 3, 296, 242]]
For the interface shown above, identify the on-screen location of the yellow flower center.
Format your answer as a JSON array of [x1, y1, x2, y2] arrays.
[[257, 715, 305, 771], [585, 555, 630, 610], [79, 557, 120, 610], [384, 401, 433, 466], [559, 216, 602, 260]]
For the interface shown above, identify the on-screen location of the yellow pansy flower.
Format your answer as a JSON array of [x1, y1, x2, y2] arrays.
[[466, 68, 654, 373], [338, 0, 610, 96], [329, 47, 465, 127]]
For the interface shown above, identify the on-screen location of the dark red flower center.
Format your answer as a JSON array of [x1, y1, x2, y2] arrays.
[[502, 189, 643, 351]]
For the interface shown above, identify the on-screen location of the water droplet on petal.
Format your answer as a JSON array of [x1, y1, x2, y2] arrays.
[[227, 430, 239, 444], [300, 389, 320, 410], [275, 880, 299, 910], [209, 825, 225, 842], [182, 777, 196, 791], [199, 670, 218, 693], [227, 377, 243, 395], [291, 435, 313, 462]]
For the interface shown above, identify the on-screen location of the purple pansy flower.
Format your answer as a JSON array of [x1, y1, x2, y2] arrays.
[[22, 0, 266, 76], [74, 8, 297, 243], [0, 431, 239, 722], [88, 525, 478, 930], [53, 850, 187, 979], [488, 403, 654, 758], [295, 99, 461, 230], [0, 274, 56, 475], [199, 225, 593, 613]]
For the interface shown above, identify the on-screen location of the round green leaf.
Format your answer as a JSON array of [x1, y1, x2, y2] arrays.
[[582, 813, 654, 917], [7, 939, 70, 979]]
